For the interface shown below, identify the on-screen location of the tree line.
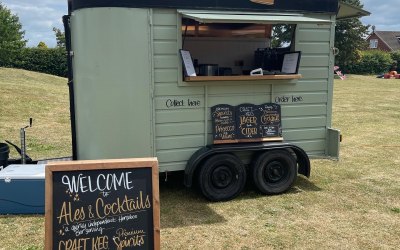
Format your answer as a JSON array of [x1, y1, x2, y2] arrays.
[[0, 3, 67, 76], [0, 1, 397, 77]]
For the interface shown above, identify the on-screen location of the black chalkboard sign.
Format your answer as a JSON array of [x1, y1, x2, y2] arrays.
[[211, 103, 283, 144], [45, 158, 160, 250], [211, 104, 236, 143], [258, 103, 282, 138], [236, 104, 260, 140]]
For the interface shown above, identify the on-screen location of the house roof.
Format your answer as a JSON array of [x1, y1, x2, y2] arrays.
[[374, 31, 400, 51]]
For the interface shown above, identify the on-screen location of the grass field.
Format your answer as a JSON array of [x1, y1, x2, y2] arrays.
[[0, 68, 399, 249]]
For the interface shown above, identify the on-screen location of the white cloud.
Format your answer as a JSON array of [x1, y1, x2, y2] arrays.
[[2, 0, 400, 47], [361, 0, 400, 31], [2, 0, 67, 47]]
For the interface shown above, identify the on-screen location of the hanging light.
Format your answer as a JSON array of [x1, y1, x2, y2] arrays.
[[250, 0, 275, 5]]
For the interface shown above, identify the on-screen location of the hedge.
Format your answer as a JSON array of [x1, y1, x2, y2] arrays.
[[347, 50, 394, 75], [13, 47, 67, 77], [390, 51, 400, 72]]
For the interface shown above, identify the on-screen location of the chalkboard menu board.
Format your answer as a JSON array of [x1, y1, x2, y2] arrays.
[[259, 103, 282, 138], [211, 104, 236, 143], [236, 104, 260, 140], [45, 158, 160, 250], [211, 103, 283, 144]]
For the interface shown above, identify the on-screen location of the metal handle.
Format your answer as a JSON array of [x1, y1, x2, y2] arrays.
[[332, 47, 339, 56]]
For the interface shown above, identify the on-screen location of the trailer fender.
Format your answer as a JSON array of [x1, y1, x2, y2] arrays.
[[184, 142, 310, 187]]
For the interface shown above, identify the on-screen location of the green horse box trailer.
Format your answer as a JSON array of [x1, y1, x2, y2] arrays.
[[64, 0, 369, 201]]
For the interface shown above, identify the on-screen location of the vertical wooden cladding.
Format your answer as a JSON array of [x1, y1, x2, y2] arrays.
[[152, 9, 206, 168]]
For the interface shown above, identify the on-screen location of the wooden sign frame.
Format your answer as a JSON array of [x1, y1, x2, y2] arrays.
[[45, 158, 160, 250]]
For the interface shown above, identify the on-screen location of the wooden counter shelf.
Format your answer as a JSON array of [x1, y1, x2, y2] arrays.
[[185, 74, 302, 82]]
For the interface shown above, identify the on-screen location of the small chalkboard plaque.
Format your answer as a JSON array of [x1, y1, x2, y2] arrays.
[[211, 104, 236, 143], [258, 103, 282, 138], [45, 158, 160, 250], [236, 104, 260, 140]]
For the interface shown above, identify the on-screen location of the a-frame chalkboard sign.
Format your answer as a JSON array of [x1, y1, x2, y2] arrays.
[[45, 158, 160, 250]]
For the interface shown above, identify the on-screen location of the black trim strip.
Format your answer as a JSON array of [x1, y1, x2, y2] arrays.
[[70, 0, 338, 14], [63, 15, 77, 160]]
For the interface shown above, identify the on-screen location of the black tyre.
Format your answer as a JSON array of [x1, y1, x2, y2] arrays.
[[198, 154, 246, 201], [252, 150, 297, 194]]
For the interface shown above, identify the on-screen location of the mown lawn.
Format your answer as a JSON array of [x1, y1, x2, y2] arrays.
[[0, 68, 399, 249]]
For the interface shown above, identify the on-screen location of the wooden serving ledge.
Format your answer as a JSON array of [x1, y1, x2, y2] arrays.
[[185, 74, 302, 82]]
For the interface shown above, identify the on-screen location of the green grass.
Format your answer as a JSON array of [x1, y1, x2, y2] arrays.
[[0, 68, 71, 160], [1, 69, 399, 249]]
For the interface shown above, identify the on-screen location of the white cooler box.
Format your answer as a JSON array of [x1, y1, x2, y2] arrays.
[[0, 164, 45, 214]]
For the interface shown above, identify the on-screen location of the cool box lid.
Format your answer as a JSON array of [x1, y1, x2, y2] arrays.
[[0, 164, 45, 180]]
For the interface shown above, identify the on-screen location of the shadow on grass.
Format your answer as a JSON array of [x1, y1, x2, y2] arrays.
[[159, 172, 226, 229], [291, 176, 322, 193], [234, 175, 322, 201], [159, 173, 321, 228]]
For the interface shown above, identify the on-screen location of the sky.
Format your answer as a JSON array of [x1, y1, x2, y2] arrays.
[[2, 0, 400, 47]]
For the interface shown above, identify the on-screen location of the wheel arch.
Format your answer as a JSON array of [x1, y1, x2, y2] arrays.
[[184, 142, 310, 187]]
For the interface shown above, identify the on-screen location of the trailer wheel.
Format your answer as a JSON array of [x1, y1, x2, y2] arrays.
[[198, 154, 246, 201], [252, 150, 297, 195]]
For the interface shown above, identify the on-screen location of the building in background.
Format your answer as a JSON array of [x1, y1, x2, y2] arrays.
[[366, 26, 400, 52]]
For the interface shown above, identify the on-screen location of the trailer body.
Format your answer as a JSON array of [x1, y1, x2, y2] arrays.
[[65, 0, 369, 199]]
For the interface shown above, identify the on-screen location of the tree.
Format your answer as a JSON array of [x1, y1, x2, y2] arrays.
[[37, 41, 48, 49], [335, 0, 370, 72], [53, 27, 65, 48], [0, 3, 26, 66], [271, 24, 294, 48]]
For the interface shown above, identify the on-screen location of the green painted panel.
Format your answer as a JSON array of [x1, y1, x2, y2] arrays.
[[298, 23, 331, 29], [274, 80, 328, 92], [283, 128, 326, 140], [71, 8, 153, 160], [296, 42, 330, 54], [154, 55, 179, 69], [289, 140, 326, 152], [152, 11, 177, 26], [282, 104, 327, 116], [307, 151, 326, 157], [156, 109, 205, 123], [327, 128, 340, 158], [155, 83, 204, 96], [297, 29, 331, 42], [157, 148, 199, 163], [299, 67, 329, 79], [273, 92, 327, 104], [155, 95, 204, 110], [154, 41, 178, 55], [159, 162, 187, 172], [156, 135, 205, 150], [282, 116, 326, 129], [208, 84, 271, 95], [154, 69, 179, 83], [208, 95, 271, 107], [153, 26, 178, 40], [301, 55, 329, 67], [156, 122, 204, 137]]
